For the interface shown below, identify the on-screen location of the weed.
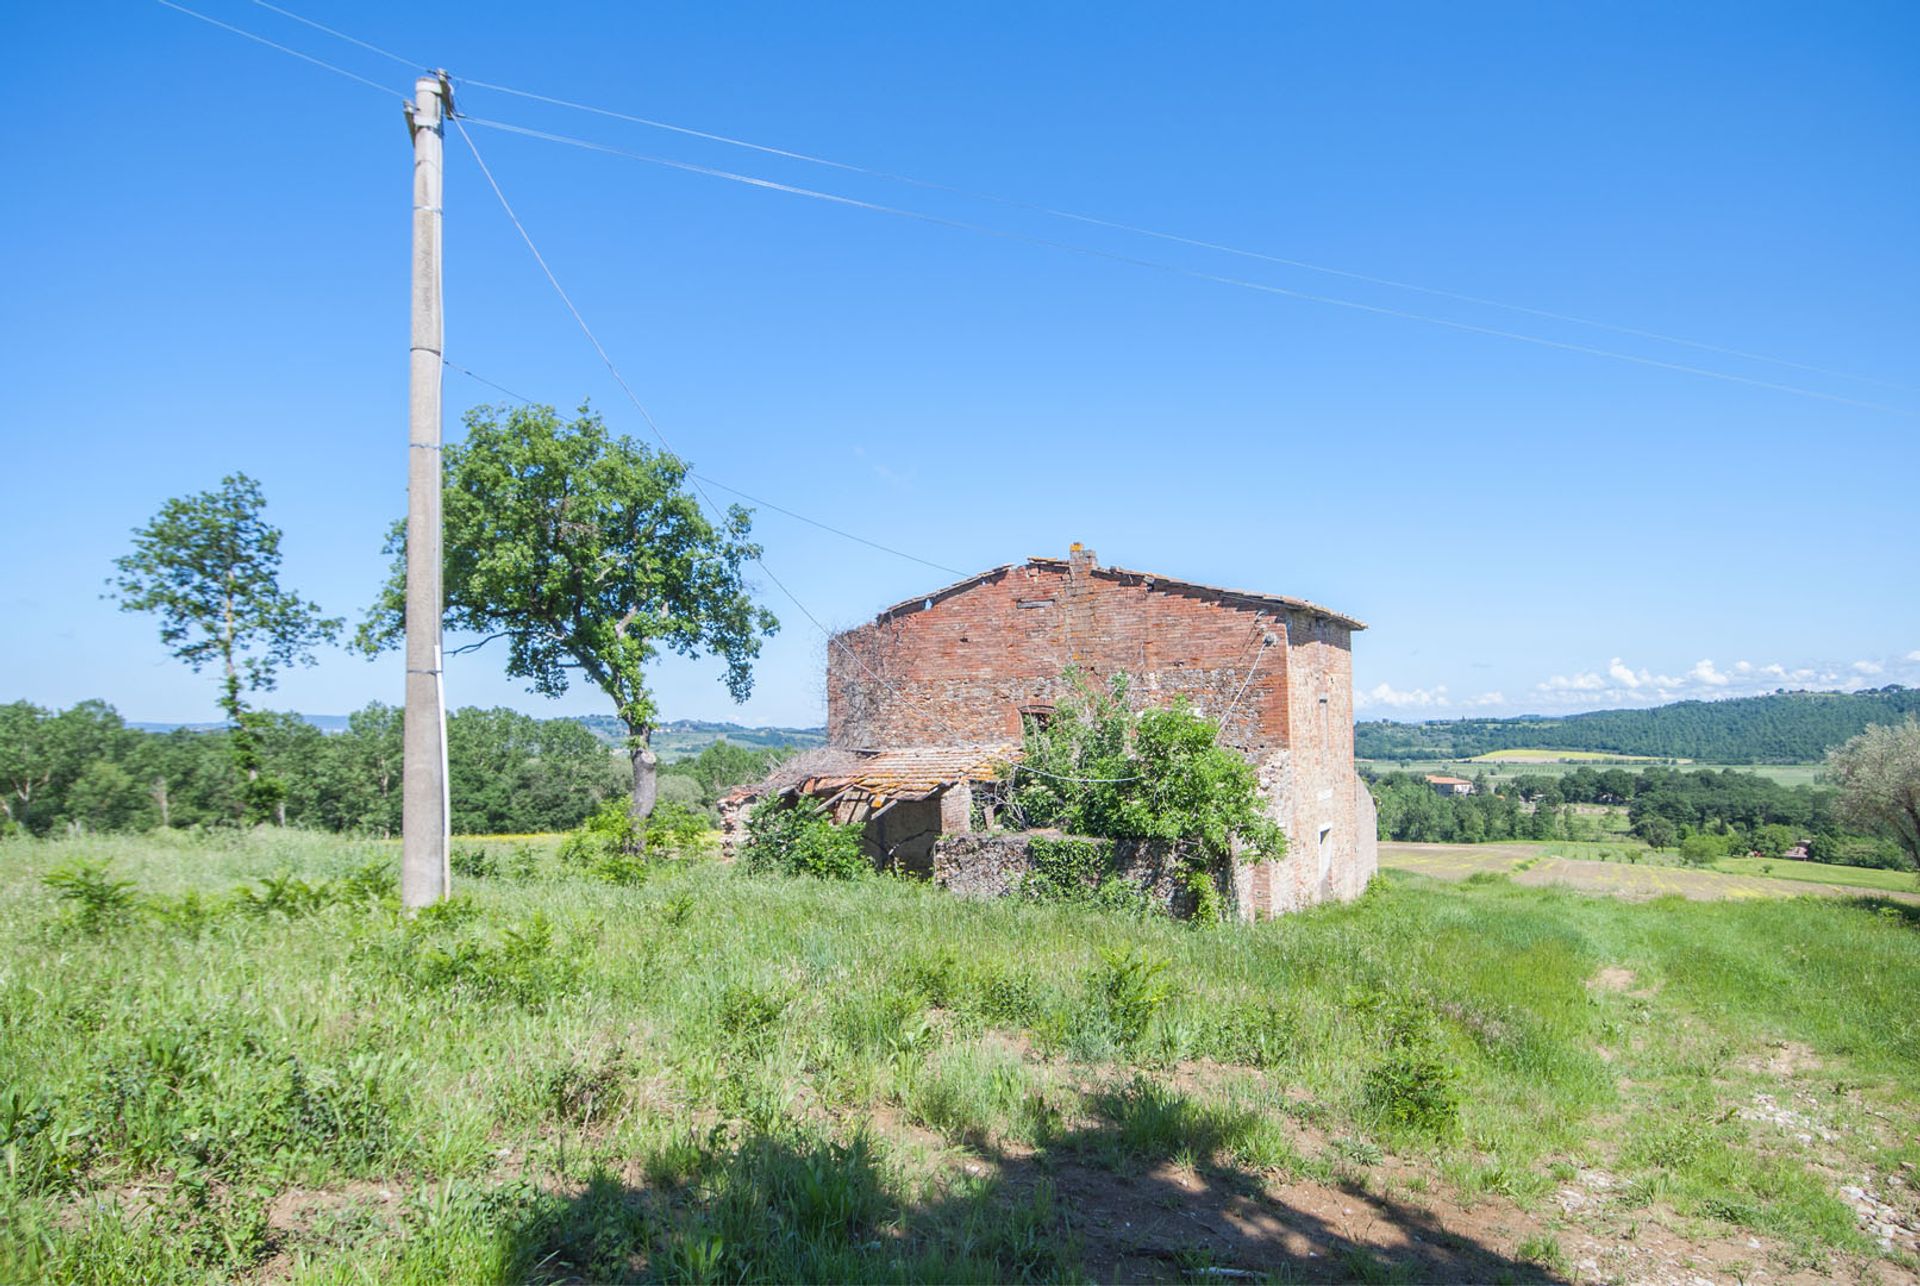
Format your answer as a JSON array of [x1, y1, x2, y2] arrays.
[[1516, 1232, 1568, 1272], [1088, 945, 1177, 1047], [42, 861, 139, 935]]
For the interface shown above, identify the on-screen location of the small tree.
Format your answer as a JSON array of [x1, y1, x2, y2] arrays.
[[357, 404, 777, 850], [1013, 670, 1284, 861], [109, 475, 339, 822], [1825, 717, 1920, 871]]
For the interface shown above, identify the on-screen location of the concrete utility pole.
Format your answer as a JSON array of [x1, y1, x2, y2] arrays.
[[402, 72, 452, 907]]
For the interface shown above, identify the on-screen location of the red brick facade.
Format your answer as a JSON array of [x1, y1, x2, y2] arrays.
[[826, 547, 1377, 916]]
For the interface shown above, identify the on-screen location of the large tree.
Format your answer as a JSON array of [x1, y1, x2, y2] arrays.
[[1825, 716, 1920, 871], [357, 404, 777, 847], [109, 473, 341, 823]]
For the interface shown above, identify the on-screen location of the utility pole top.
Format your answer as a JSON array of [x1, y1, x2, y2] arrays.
[[403, 71, 454, 136]]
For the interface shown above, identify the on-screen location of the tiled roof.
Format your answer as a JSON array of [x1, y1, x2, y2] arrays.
[[1425, 775, 1473, 786], [795, 744, 1022, 803]]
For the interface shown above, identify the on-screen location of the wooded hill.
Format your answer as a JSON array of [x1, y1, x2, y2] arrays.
[[1356, 686, 1920, 763]]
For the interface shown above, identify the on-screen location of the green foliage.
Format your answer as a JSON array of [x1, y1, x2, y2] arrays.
[[355, 403, 777, 830], [1014, 671, 1283, 861], [661, 738, 792, 810], [1678, 831, 1733, 866], [1020, 835, 1111, 899], [1088, 946, 1178, 1047], [42, 861, 140, 935], [741, 796, 868, 880], [1361, 1000, 1461, 1139], [559, 797, 710, 885], [1826, 716, 1920, 869], [108, 473, 341, 823]]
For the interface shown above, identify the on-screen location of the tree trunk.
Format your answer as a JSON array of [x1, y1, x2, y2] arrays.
[[628, 725, 657, 855]]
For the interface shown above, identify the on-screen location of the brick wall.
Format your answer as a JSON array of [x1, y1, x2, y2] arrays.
[[825, 550, 1376, 915]]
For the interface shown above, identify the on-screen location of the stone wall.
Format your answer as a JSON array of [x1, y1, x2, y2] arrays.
[[931, 832, 1232, 920]]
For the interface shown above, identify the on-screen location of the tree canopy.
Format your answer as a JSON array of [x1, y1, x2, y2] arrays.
[[1825, 717, 1920, 870], [358, 404, 777, 841], [108, 473, 339, 821]]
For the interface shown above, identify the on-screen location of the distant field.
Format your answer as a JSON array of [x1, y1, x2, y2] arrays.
[[1714, 856, 1919, 894], [1361, 757, 1825, 789], [1469, 748, 1667, 764]]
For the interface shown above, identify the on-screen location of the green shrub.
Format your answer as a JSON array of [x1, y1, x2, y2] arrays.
[[1088, 946, 1177, 1047], [741, 796, 867, 880], [42, 862, 139, 935], [450, 844, 498, 879], [1012, 671, 1284, 862]]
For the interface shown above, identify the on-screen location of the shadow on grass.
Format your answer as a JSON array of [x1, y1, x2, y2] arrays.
[[502, 1104, 1568, 1284], [1845, 895, 1920, 928]]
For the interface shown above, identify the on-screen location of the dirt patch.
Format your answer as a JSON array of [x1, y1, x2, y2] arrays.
[[1590, 966, 1637, 993], [1742, 1040, 1822, 1079]]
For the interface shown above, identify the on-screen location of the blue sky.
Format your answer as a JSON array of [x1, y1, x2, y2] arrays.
[[3, 1, 1916, 729]]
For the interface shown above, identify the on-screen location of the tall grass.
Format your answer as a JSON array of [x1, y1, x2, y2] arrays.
[[1, 829, 1914, 1280]]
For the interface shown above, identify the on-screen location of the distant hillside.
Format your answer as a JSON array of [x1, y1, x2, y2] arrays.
[[573, 716, 828, 761], [1356, 686, 1920, 764]]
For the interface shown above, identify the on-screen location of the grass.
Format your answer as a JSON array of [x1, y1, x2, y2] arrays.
[[2, 829, 1917, 1281], [1714, 856, 1920, 893], [1471, 748, 1668, 763], [1363, 758, 1826, 788]]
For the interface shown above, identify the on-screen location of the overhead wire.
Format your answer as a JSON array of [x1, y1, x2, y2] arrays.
[[460, 114, 1911, 417], [159, 0, 1914, 408], [452, 116, 1145, 784], [439, 360, 968, 578], [245, 0, 424, 70], [154, 0, 408, 101], [445, 79, 1914, 394]]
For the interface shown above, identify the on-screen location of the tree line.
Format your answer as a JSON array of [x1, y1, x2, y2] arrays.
[[1365, 762, 1910, 870], [1356, 687, 1920, 764], [0, 700, 789, 840]]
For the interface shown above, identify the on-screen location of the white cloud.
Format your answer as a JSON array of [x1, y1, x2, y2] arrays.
[[1360, 682, 1449, 709], [1906, 650, 1920, 663], [1540, 670, 1606, 693], [1762, 663, 1787, 678], [1734, 660, 1753, 673], [1607, 657, 1644, 688], [1466, 691, 1507, 707], [1852, 660, 1884, 676], [1688, 659, 1731, 687]]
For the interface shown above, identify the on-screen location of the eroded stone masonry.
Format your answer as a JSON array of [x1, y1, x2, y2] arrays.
[[826, 546, 1377, 916]]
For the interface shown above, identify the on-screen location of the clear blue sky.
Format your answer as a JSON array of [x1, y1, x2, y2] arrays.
[[4, 1, 1916, 729]]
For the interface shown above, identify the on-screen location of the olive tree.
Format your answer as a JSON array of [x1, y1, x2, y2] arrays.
[[1825, 716, 1920, 871], [357, 404, 776, 849], [109, 474, 340, 823]]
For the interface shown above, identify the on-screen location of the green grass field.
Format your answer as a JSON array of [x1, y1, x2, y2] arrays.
[[1469, 749, 1668, 764], [1362, 757, 1827, 789], [3, 831, 1916, 1282], [1714, 856, 1920, 894]]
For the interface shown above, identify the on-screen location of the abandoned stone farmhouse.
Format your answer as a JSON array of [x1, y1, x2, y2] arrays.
[[735, 545, 1377, 918]]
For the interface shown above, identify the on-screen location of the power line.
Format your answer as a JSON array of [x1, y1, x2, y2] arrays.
[[246, 0, 424, 70], [452, 117, 1144, 785], [439, 359, 968, 577], [154, 0, 408, 101], [166, 0, 1913, 404], [461, 114, 1911, 417], [446, 76, 1913, 394]]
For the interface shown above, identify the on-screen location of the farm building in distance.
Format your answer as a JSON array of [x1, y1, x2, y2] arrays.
[[1425, 774, 1476, 797], [809, 545, 1377, 917]]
